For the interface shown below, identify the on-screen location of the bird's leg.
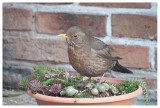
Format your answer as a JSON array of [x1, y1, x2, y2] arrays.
[[88, 77, 92, 83], [99, 73, 106, 83]]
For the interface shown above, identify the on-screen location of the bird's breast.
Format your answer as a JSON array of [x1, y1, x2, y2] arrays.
[[68, 45, 90, 72], [68, 45, 89, 65], [68, 45, 115, 77]]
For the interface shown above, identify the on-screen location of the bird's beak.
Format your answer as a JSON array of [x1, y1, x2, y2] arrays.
[[58, 34, 69, 38]]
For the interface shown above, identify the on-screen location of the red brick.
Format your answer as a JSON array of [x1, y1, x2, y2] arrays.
[[143, 78, 157, 89], [3, 7, 32, 30], [3, 37, 69, 64], [110, 45, 150, 69], [36, 12, 107, 37], [112, 14, 157, 40], [80, 3, 151, 9]]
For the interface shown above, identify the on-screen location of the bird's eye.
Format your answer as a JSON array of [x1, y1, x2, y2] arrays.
[[73, 34, 78, 38]]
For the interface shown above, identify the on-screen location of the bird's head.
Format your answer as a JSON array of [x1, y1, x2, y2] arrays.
[[58, 26, 88, 46]]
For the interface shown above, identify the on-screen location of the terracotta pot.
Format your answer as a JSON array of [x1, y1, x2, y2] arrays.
[[27, 77, 143, 105]]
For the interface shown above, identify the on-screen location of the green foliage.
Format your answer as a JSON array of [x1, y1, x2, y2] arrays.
[[116, 85, 125, 92], [123, 80, 138, 93], [62, 74, 66, 80], [75, 89, 92, 98], [42, 78, 54, 85], [118, 78, 149, 105], [74, 100, 78, 103], [125, 87, 137, 93], [19, 75, 36, 88], [90, 80, 95, 83], [42, 78, 71, 86], [19, 66, 65, 89], [68, 78, 79, 86], [33, 66, 64, 73], [76, 92, 86, 98], [33, 66, 45, 81], [131, 78, 149, 105], [36, 68, 45, 81], [60, 91, 66, 96], [3, 94, 22, 97], [110, 84, 119, 94], [77, 74, 83, 80], [123, 81, 132, 87], [33, 66, 36, 70], [19, 66, 149, 105], [34, 66, 65, 81], [47, 67, 64, 73]]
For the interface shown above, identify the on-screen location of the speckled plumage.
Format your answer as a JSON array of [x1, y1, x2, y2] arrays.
[[65, 26, 132, 77]]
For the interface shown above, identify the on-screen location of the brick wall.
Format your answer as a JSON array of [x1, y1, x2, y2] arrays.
[[3, 3, 157, 105]]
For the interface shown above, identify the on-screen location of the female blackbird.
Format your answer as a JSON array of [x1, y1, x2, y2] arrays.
[[58, 26, 132, 77]]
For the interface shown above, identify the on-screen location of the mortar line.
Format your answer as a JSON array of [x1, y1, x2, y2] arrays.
[[96, 36, 157, 48], [34, 33, 157, 48], [73, 2, 80, 5], [106, 13, 112, 37], [149, 46, 156, 71], [3, 3, 157, 16], [4, 31, 157, 48]]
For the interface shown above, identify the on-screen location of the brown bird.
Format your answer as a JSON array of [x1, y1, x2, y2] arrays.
[[58, 26, 132, 77]]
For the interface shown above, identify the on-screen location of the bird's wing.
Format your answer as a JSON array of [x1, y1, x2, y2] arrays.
[[90, 37, 122, 60]]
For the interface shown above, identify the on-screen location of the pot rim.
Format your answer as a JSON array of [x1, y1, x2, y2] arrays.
[[27, 77, 143, 104]]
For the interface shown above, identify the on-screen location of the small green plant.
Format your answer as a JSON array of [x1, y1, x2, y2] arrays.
[[131, 78, 149, 105], [42, 78, 71, 86], [19, 75, 36, 88], [19, 66, 149, 105], [3, 94, 22, 97], [77, 74, 83, 80], [34, 67, 45, 81], [116, 79, 149, 105]]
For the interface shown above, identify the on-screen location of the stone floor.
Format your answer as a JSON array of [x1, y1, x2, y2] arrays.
[[3, 89, 157, 105], [3, 89, 37, 105]]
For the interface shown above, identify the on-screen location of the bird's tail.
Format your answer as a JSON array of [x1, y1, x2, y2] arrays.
[[112, 62, 133, 73]]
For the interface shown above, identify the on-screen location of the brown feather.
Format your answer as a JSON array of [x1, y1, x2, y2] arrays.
[[111, 62, 133, 73]]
